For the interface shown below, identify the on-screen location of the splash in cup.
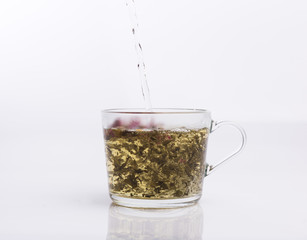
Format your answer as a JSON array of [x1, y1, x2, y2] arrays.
[[102, 108, 246, 208]]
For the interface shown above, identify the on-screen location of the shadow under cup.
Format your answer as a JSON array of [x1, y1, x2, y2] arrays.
[[102, 108, 246, 208]]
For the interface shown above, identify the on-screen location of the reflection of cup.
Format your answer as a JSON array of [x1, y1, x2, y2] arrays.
[[106, 203, 204, 240], [102, 108, 246, 208]]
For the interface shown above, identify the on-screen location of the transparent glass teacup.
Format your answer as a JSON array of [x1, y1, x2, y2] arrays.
[[102, 108, 246, 208]]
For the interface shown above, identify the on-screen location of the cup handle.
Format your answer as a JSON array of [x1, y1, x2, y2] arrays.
[[205, 121, 247, 177]]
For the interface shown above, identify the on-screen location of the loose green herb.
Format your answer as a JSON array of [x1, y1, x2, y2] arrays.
[[104, 128, 209, 199]]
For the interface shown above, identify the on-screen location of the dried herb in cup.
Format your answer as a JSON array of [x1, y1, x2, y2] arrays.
[[104, 127, 209, 199]]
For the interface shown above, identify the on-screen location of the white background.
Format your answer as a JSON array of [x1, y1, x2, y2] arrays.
[[1, 0, 307, 124], [0, 0, 307, 239]]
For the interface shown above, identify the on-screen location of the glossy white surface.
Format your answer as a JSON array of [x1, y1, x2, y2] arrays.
[[1, 123, 306, 239]]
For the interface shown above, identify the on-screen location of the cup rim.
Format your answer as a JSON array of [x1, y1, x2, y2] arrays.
[[102, 108, 211, 114]]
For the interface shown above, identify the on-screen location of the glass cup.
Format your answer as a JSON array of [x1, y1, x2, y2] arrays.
[[102, 108, 246, 208]]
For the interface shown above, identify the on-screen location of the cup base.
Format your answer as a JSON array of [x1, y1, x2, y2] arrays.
[[110, 194, 201, 209]]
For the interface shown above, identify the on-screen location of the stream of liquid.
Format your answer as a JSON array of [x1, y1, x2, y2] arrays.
[[126, 0, 152, 110]]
